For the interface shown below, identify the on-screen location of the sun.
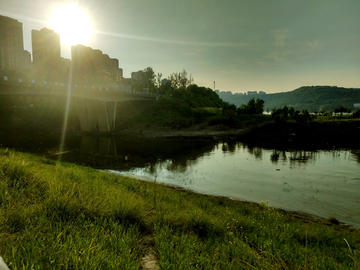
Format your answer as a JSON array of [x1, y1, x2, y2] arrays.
[[50, 5, 93, 46]]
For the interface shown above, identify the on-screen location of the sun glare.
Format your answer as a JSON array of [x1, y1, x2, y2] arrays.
[[50, 5, 93, 46]]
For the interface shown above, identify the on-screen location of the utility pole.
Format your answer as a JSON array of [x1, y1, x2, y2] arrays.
[[214, 81, 215, 91]]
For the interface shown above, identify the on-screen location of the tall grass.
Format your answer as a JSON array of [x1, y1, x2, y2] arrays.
[[0, 148, 359, 269]]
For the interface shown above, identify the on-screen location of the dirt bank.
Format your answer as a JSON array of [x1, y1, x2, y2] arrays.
[[114, 120, 360, 150], [114, 123, 248, 139]]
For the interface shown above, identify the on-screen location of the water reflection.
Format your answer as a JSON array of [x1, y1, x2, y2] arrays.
[[1, 134, 359, 169], [80, 136, 117, 157], [221, 141, 236, 153], [63, 136, 218, 170], [351, 150, 360, 163], [270, 150, 287, 164], [247, 146, 264, 160], [289, 151, 316, 167]]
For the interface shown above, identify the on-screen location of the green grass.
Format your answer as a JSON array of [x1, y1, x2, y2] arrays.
[[1, 148, 360, 269]]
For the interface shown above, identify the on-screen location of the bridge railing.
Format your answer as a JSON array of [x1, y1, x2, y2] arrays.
[[0, 75, 159, 97]]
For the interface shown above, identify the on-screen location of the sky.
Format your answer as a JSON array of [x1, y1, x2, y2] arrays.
[[1, 0, 360, 93]]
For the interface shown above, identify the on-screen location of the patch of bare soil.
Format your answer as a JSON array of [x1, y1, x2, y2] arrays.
[[140, 235, 159, 270]]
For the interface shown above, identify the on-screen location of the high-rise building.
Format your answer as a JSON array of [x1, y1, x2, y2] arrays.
[[0, 15, 24, 71], [23, 50, 31, 70], [71, 44, 103, 82], [60, 57, 71, 78], [131, 70, 144, 82], [71, 45, 121, 82], [110, 58, 123, 81], [31, 28, 61, 75]]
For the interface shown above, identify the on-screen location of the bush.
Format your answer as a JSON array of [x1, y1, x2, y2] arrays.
[[353, 110, 360, 118], [272, 106, 312, 123], [237, 98, 264, 114]]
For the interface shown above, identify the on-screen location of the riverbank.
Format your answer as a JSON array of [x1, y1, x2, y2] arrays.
[[1, 148, 359, 269], [114, 118, 360, 149], [114, 123, 249, 139]]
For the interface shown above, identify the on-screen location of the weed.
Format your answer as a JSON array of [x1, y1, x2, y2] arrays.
[[344, 238, 360, 269]]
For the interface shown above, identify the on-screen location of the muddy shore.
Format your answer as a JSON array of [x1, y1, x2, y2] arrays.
[[111, 120, 360, 150], [114, 124, 248, 139]]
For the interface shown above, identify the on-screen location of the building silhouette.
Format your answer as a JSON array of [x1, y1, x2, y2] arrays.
[[22, 50, 31, 70], [71, 44, 122, 83], [71, 44, 103, 82], [1, 15, 123, 84], [0, 15, 24, 71], [31, 28, 61, 80]]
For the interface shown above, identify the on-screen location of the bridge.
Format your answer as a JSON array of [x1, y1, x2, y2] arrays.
[[0, 76, 158, 133]]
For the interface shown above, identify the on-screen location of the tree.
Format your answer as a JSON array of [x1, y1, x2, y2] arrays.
[[237, 98, 264, 114], [168, 69, 193, 90], [156, 72, 162, 89], [223, 102, 237, 118], [334, 106, 351, 114], [272, 106, 312, 123], [141, 67, 156, 93]]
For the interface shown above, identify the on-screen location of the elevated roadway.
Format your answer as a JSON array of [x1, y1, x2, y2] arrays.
[[0, 79, 158, 132]]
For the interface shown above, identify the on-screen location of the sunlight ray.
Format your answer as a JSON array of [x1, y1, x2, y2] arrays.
[[94, 30, 249, 48]]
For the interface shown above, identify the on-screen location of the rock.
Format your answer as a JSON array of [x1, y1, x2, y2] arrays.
[[0, 257, 10, 270]]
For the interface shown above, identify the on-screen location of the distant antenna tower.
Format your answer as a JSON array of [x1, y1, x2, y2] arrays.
[[214, 81, 215, 91]]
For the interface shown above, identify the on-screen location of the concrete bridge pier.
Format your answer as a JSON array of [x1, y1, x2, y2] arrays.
[[77, 100, 97, 132], [95, 101, 117, 132], [77, 100, 117, 132]]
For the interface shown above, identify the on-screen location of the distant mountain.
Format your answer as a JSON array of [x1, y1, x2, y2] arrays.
[[219, 86, 360, 112]]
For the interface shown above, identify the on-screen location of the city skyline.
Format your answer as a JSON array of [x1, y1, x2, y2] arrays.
[[1, 0, 360, 93]]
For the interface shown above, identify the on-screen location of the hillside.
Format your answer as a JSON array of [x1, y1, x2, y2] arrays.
[[220, 86, 360, 111]]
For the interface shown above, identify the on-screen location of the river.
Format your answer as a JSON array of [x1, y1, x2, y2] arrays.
[[1, 134, 359, 228]]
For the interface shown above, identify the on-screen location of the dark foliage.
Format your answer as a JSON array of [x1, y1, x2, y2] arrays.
[[271, 105, 312, 123], [334, 106, 351, 113], [169, 84, 225, 108], [237, 98, 264, 114], [353, 110, 360, 118]]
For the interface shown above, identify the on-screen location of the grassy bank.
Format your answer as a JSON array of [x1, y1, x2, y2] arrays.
[[1, 148, 360, 269]]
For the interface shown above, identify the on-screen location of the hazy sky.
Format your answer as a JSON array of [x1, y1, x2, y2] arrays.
[[1, 0, 359, 93]]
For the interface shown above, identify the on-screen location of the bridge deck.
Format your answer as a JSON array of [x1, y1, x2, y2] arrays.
[[0, 81, 158, 102]]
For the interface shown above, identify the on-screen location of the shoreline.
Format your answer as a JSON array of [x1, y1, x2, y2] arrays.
[[113, 126, 248, 139], [110, 171, 360, 232]]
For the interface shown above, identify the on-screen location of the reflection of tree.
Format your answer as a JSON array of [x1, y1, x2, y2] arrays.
[[270, 150, 287, 164], [166, 157, 194, 173], [270, 151, 279, 163], [117, 139, 218, 174], [221, 141, 237, 155], [227, 142, 236, 153], [148, 162, 158, 175], [289, 151, 316, 166], [247, 146, 263, 160], [350, 150, 360, 164], [330, 149, 344, 160]]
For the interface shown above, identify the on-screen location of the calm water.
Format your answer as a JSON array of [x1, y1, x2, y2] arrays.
[[1, 135, 359, 227], [109, 141, 360, 228]]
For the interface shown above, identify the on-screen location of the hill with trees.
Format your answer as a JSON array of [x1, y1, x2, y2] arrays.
[[220, 86, 360, 112]]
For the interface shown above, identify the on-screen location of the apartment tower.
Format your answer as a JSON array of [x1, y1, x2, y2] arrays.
[[31, 28, 61, 74], [0, 15, 24, 71]]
